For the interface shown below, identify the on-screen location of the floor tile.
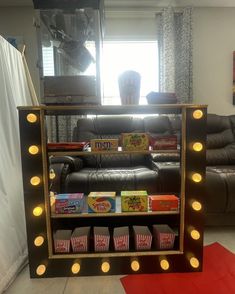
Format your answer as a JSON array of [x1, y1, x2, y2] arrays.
[[204, 227, 235, 253], [4, 265, 67, 294], [64, 275, 126, 294]]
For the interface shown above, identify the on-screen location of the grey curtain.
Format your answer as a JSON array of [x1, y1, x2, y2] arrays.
[[47, 115, 78, 142], [159, 7, 193, 103]]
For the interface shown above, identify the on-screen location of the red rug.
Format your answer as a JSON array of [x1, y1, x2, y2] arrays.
[[121, 243, 235, 294]]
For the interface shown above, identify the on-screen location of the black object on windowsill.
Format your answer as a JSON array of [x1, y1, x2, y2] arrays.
[[146, 92, 178, 104]]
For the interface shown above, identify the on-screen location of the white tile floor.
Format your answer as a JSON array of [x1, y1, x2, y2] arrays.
[[4, 227, 235, 294]]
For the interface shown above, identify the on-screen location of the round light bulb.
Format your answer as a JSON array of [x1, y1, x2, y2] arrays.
[[131, 260, 140, 272], [28, 145, 39, 155], [191, 230, 200, 240], [101, 262, 110, 273], [50, 195, 55, 207], [71, 263, 80, 274], [33, 206, 43, 217], [193, 110, 203, 119], [49, 170, 56, 180], [27, 113, 37, 123], [190, 257, 200, 268], [36, 264, 46, 276], [30, 176, 41, 186], [34, 236, 44, 247], [192, 201, 202, 211], [192, 173, 202, 183], [160, 259, 169, 270], [193, 142, 203, 152]]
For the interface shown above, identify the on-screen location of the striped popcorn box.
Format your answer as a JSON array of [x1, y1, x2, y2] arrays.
[[113, 227, 129, 251], [153, 224, 175, 250], [54, 230, 72, 253], [94, 227, 110, 252], [71, 227, 90, 252], [133, 226, 152, 251]]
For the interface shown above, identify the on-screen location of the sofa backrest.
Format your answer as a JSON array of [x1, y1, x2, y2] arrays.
[[73, 116, 148, 167], [206, 114, 235, 165], [72, 113, 235, 167]]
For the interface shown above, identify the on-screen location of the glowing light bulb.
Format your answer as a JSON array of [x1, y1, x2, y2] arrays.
[[71, 263, 80, 274], [192, 173, 202, 183], [33, 206, 43, 216], [191, 230, 200, 240], [50, 196, 55, 207], [27, 113, 37, 123], [193, 110, 203, 119], [101, 262, 110, 273], [192, 201, 202, 211], [34, 236, 44, 247], [190, 257, 200, 268], [36, 264, 46, 276], [30, 176, 41, 186], [49, 170, 56, 180], [193, 142, 203, 152], [160, 259, 169, 270], [131, 260, 140, 272], [28, 145, 39, 155]]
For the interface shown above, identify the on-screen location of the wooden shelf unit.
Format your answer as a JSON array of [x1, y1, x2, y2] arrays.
[[18, 104, 207, 278]]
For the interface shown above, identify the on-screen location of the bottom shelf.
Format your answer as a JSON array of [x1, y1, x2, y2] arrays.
[[51, 249, 182, 259]]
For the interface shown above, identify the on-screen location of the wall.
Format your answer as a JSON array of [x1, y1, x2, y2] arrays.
[[104, 10, 158, 40], [0, 7, 40, 98], [1, 6, 235, 114], [193, 8, 235, 114]]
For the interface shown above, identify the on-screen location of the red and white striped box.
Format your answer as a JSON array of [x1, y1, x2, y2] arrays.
[[71, 227, 90, 253], [94, 227, 110, 252], [133, 226, 152, 251], [113, 227, 129, 251], [54, 230, 72, 253], [153, 224, 175, 250]]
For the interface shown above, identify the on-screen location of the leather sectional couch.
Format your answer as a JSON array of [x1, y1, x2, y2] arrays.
[[50, 114, 235, 226]]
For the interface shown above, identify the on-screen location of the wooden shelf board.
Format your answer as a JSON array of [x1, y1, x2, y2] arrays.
[[48, 148, 180, 156], [51, 210, 179, 218], [50, 249, 182, 259]]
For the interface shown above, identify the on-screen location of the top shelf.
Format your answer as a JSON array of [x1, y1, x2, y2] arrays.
[[18, 104, 207, 116]]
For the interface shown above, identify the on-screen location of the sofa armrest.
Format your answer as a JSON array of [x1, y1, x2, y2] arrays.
[[49, 156, 83, 193], [50, 156, 83, 171], [151, 152, 180, 163], [152, 161, 180, 193]]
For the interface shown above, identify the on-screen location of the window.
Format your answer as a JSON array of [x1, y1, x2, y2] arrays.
[[102, 41, 159, 105], [42, 44, 54, 76], [42, 41, 159, 105]]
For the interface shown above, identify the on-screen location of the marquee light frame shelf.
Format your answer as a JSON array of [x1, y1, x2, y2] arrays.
[[18, 104, 207, 278]]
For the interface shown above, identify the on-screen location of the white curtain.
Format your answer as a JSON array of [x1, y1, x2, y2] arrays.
[[158, 7, 193, 103], [0, 36, 35, 293]]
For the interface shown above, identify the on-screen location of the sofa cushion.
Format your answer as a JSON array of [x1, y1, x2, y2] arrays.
[[72, 116, 146, 167], [64, 166, 159, 194], [207, 166, 235, 213], [206, 114, 235, 165], [143, 115, 173, 137]]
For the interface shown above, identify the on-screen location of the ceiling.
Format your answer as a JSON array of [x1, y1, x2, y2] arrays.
[[1, 0, 235, 7]]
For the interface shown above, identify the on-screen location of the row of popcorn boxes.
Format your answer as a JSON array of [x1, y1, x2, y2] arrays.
[[54, 225, 175, 253], [90, 133, 177, 152], [53, 192, 179, 214]]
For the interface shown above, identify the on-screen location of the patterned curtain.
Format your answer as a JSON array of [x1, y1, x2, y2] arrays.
[[159, 7, 193, 103], [47, 115, 79, 142]]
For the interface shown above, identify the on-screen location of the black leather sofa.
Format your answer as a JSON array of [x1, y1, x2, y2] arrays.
[[150, 114, 235, 226], [50, 113, 235, 226], [50, 116, 160, 194]]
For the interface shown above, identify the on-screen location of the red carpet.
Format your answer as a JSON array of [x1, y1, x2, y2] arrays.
[[121, 243, 235, 294]]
